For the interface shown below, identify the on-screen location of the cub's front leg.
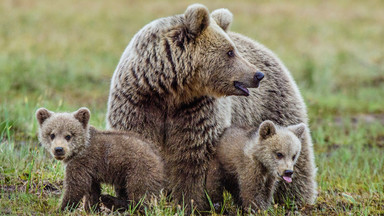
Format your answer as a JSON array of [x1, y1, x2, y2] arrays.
[[205, 158, 225, 205], [83, 181, 101, 212], [60, 165, 93, 212], [238, 168, 275, 212]]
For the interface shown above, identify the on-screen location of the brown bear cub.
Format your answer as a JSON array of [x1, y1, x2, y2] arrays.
[[206, 120, 306, 212], [36, 107, 164, 212]]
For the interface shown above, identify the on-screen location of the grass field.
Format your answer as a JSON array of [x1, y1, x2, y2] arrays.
[[1, 0, 383, 215]]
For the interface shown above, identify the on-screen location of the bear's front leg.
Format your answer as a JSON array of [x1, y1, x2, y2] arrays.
[[60, 164, 93, 212], [83, 181, 101, 212], [274, 131, 317, 206], [165, 139, 210, 212], [166, 97, 223, 212], [60, 183, 87, 211], [60, 192, 83, 211], [238, 166, 274, 212]]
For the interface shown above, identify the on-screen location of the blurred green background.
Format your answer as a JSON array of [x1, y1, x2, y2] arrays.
[[0, 0, 383, 215]]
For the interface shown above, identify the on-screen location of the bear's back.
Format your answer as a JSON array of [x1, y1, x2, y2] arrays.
[[228, 32, 308, 128]]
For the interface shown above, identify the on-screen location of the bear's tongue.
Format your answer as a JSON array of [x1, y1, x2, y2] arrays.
[[234, 81, 249, 96], [283, 176, 292, 183]]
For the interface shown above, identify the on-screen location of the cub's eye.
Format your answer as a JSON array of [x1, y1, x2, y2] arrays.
[[227, 50, 235, 57], [65, 135, 71, 141], [50, 134, 55, 140], [276, 152, 284, 159], [292, 155, 297, 161]]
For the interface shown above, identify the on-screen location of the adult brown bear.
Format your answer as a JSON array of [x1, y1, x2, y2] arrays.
[[107, 4, 316, 211]]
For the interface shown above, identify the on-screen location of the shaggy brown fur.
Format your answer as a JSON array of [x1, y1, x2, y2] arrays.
[[36, 107, 164, 212], [106, 4, 262, 211], [107, 3, 317, 210], [206, 121, 305, 212], [211, 9, 317, 205]]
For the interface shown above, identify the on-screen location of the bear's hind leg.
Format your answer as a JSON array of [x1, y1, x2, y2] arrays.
[[114, 184, 128, 200]]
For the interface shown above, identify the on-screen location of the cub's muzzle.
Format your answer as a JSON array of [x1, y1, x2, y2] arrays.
[[282, 169, 294, 183], [284, 170, 294, 177], [54, 147, 65, 157]]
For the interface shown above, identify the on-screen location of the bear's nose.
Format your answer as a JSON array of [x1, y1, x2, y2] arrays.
[[254, 71, 264, 81], [54, 147, 65, 156], [284, 170, 294, 177], [253, 71, 264, 87]]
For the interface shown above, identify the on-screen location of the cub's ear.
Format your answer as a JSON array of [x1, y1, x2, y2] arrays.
[[73, 107, 91, 129], [288, 123, 307, 140], [259, 120, 276, 140], [211, 8, 233, 32], [184, 4, 210, 38], [36, 108, 52, 126]]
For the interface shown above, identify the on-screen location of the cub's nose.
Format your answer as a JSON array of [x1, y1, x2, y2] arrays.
[[54, 147, 65, 156], [253, 71, 264, 87], [284, 170, 294, 177]]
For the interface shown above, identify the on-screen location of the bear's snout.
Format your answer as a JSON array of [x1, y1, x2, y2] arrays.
[[282, 169, 294, 183], [253, 71, 264, 87], [283, 170, 294, 177], [54, 147, 65, 156], [50, 140, 70, 160]]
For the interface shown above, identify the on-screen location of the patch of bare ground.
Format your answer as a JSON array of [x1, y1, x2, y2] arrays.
[[0, 178, 62, 196], [366, 134, 384, 149], [313, 113, 384, 130], [299, 190, 384, 215]]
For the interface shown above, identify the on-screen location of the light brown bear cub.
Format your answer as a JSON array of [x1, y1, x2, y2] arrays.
[[36, 107, 164, 212], [207, 120, 306, 211]]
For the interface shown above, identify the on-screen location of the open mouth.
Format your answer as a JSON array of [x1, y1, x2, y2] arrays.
[[283, 176, 292, 183], [234, 81, 249, 96], [280, 175, 292, 183], [54, 155, 65, 160]]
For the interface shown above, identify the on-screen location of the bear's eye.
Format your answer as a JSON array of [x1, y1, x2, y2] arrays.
[[292, 155, 296, 161], [65, 135, 71, 141], [227, 50, 235, 57], [276, 152, 284, 159], [50, 133, 55, 140]]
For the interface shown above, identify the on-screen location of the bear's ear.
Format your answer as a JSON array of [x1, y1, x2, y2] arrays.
[[259, 120, 276, 140], [288, 123, 307, 140], [184, 4, 210, 38], [36, 108, 52, 126], [211, 8, 233, 32], [73, 107, 91, 129]]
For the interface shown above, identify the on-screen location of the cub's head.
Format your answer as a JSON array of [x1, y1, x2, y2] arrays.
[[36, 107, 91, 162], [252, 120, 306, 183], [123, 4, 263, 101]]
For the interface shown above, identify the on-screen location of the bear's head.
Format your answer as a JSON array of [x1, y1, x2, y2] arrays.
[[119, 4, 263, 103], [36, 107, 91, 163], [250, 120, 305, 183]]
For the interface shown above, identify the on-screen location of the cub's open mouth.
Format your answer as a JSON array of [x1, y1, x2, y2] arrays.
[[54, 156, 65, 160], [234, 81, 249, 96], [280, 175, 292, 183]]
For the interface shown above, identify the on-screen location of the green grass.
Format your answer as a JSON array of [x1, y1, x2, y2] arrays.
[[1, 0, 383, 215]]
